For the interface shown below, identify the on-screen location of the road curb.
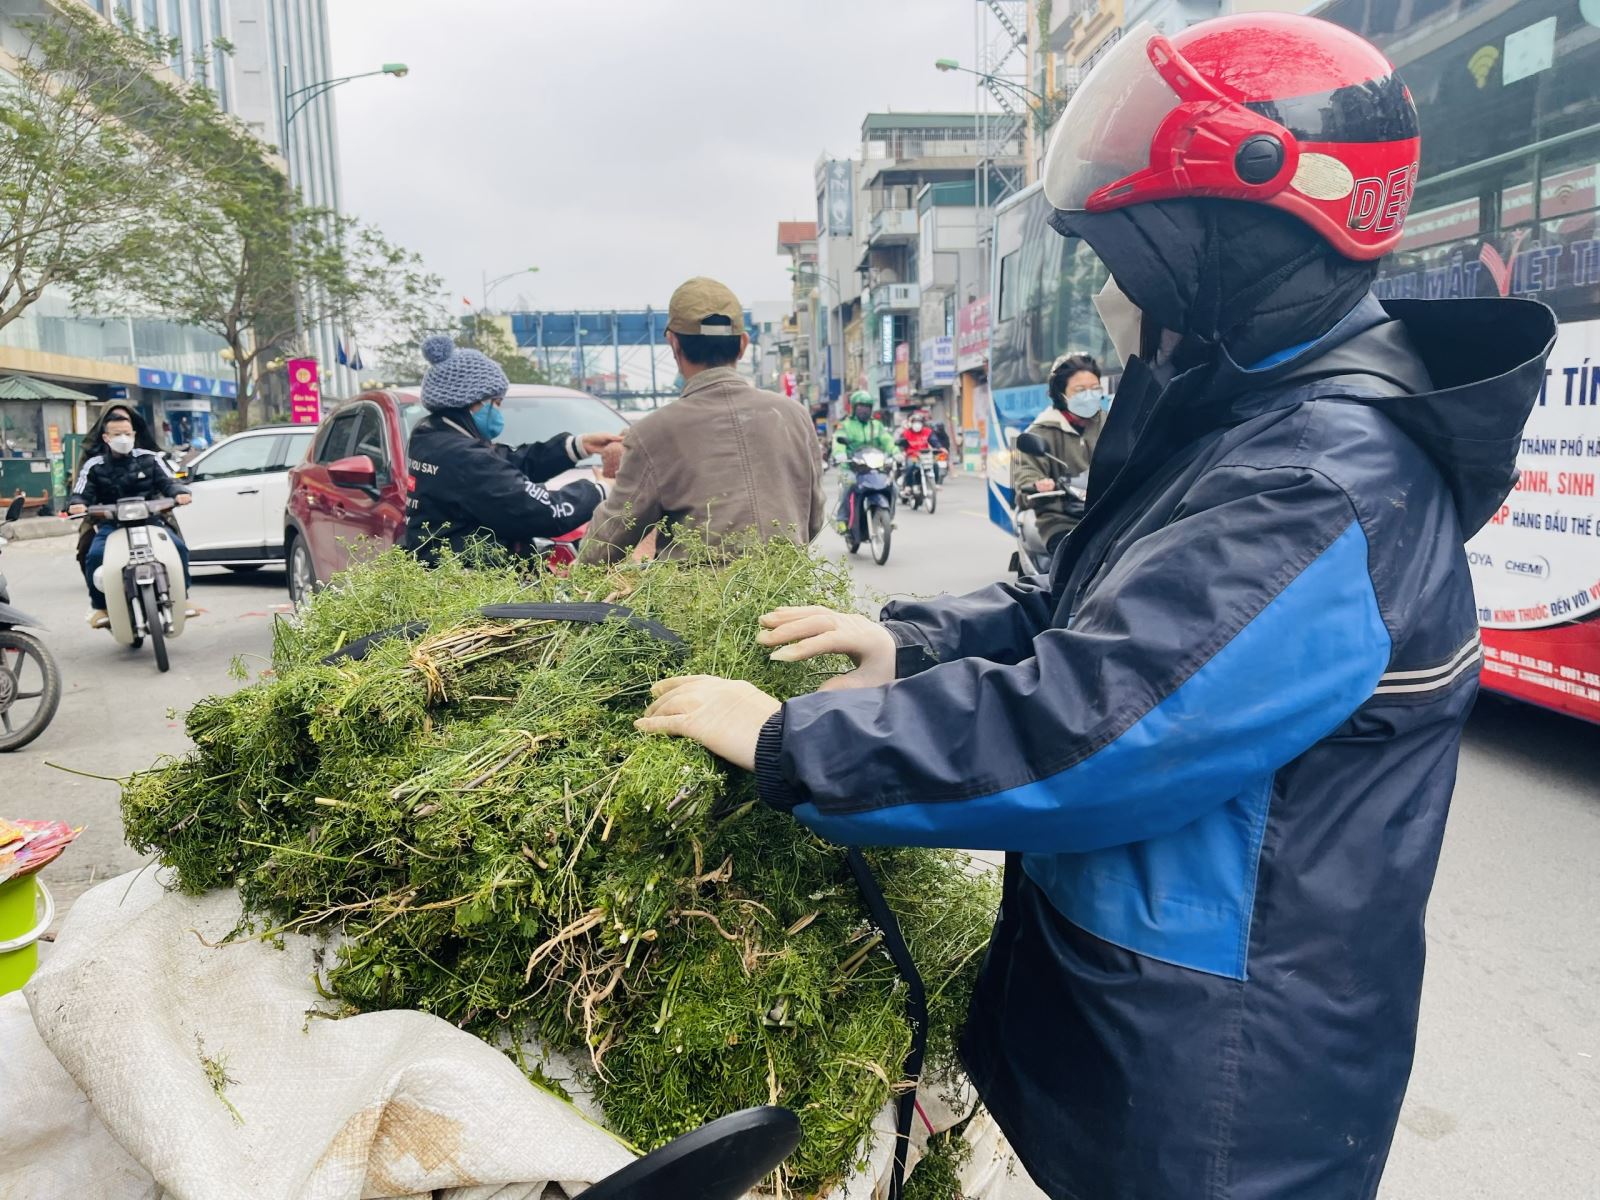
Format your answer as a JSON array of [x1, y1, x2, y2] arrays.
[[2, 517, 78, 541]]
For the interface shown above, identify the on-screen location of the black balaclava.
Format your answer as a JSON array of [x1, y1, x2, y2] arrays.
[[1052, 199, 1378, 372]]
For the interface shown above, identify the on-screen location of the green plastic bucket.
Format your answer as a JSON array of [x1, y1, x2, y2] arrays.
[[0, 875, 53, 995]]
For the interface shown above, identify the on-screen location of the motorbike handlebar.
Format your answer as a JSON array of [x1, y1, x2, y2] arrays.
[[78, 497, 179, 520]]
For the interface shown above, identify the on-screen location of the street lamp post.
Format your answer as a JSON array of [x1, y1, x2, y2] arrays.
[[476, 267, 540, 349], [482, 267, 540, 313], [933, 58, 1048, 106], [281, 63, 409, 153], [278, 63, 408, 379]]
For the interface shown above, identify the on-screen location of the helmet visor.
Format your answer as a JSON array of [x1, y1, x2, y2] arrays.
[[1044, 23, 1177, 213]]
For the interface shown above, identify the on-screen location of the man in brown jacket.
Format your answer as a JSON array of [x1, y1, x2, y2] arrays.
[[578, 277, 824, 564]]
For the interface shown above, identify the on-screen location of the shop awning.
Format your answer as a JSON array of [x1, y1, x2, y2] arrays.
[[0, 373, 99, 403]]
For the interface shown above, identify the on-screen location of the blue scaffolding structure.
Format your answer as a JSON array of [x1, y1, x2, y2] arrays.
[[508, 309, 758, 409]]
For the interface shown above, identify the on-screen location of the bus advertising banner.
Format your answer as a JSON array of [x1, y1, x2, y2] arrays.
[[1467, 316, 1600, 630], [1467, 317, 1600, 720]]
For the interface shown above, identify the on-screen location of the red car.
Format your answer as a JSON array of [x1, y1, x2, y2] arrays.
[[284, 384, 629, 605]]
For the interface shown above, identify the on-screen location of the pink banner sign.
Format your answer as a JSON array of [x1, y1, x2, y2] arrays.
[[288, 358, 321, 425], [956, 298, 990, 371]]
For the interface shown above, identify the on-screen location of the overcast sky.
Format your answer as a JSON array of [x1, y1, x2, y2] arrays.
[[327, 0, 988, 315]]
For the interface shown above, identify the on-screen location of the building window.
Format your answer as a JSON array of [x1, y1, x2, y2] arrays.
[[187, 0, 206, 82], [209, 0, 229, 108], [167, 0, 184, 73]]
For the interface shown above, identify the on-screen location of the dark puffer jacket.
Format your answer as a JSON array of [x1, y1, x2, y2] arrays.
[[752, 198, 1556, 1199], [402, 408, 605, 564]]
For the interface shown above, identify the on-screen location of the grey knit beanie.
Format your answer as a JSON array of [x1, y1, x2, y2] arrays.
[[419, 334, 509, 411]]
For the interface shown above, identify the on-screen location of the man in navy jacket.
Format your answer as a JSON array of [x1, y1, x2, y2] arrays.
[[638, 14, 1555, 1199]]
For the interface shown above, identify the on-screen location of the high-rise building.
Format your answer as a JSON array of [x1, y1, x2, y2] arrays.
[[0, 0, 357, 463]]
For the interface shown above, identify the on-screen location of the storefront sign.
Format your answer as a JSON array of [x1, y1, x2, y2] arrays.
[[46, 425, 61, 455], [137, 367, 238, 399], [1466, 317, 1600, 630], [956, 298, 990, 371], [823, 160, 854, 237], [920, 336, 956, 386], [894, 343, 910, 403], [288, 358, 321, 425]]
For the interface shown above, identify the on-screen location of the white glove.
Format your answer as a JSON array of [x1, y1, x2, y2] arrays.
[[635, 676, 780, 770], [757, 606, 897, 692]]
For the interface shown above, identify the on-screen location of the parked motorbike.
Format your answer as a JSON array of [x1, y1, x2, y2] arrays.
[[839, 448, 896, 565], [0, 496, 63, 751], [1009, 431, 1087, 577], [78, 497, 189, 673], [898, 450, 938, 514]]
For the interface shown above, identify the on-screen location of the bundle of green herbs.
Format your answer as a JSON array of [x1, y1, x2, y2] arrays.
[[122, 536, 998, 1194]]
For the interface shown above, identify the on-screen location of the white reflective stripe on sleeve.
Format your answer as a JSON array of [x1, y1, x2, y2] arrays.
[[1372, 635, 1483, 695], [74, 455, 104, 493]]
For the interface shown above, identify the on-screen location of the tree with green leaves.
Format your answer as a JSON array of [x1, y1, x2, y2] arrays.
[[459, 313, 558, 386], [87, 94, 446, 426], [0, 7, 206, 332]]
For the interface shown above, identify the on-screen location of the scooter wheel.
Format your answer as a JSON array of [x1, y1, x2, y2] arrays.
[[0, 628, 63, 752], [140, 583, 169, 673]]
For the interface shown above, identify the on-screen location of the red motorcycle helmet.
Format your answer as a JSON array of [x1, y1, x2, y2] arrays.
[[1043, 13, 1420, 260]]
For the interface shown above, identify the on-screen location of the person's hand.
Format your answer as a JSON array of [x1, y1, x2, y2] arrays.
[[67, 503, 86, 516], [175, 493, 192, 505], [634, 676, 780, 771], [598, 440, 625, 479], [1032, 477, 1057, 493], [578, 432, 625, 458], [757, 606, 897, 692]]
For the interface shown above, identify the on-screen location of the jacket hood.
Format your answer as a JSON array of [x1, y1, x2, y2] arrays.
[[85, 398, 160, 456], [1225, 294, 1557, 537], [1055, 199, 1379, 370]]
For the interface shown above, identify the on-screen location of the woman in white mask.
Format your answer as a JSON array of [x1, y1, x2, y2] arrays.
[[1010, 352, 1105, 553]]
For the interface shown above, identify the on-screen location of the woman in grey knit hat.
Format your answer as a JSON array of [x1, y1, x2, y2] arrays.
[[402, 335, 624, 564]]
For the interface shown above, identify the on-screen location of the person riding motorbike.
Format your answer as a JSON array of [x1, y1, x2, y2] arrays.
[[896, 410, 936, 500], [1010, 353, 1106, 553], [896, 410, 933, 457], [832, 391, 895, 532], [630, 14, 1555, 1200], [67, 403, 193, 628], [403, 335, 623, 565]]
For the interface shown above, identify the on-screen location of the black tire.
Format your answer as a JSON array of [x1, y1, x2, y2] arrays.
[[140, 582, 169, 673], [224, 563, 262, 573], [0, 628, 62, 752], [869, 508, 892, 565], [287, 536, 316, 608], [926, 477, 938, 514]]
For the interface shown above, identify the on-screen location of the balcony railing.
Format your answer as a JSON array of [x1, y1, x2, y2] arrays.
[[868, 208, 918, 244], [871, 282, 921, 311]]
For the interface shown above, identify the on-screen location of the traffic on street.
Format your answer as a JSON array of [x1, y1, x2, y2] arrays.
[[2, 2, 1597, 1199]]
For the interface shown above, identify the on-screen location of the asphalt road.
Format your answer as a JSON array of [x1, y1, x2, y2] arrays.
[[6, 473, 1597, 1198]]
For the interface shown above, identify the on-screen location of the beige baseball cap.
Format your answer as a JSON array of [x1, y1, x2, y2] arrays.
[[666, 276, 745, 337]]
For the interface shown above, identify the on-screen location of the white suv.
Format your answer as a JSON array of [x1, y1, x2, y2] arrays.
[[176, 425, 317, 571]]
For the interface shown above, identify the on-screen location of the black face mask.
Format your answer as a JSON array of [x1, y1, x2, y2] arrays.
[[853, 408, 872, 423]]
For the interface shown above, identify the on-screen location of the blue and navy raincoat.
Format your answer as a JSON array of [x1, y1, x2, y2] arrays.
[[754, 293, 1555, 1199]]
